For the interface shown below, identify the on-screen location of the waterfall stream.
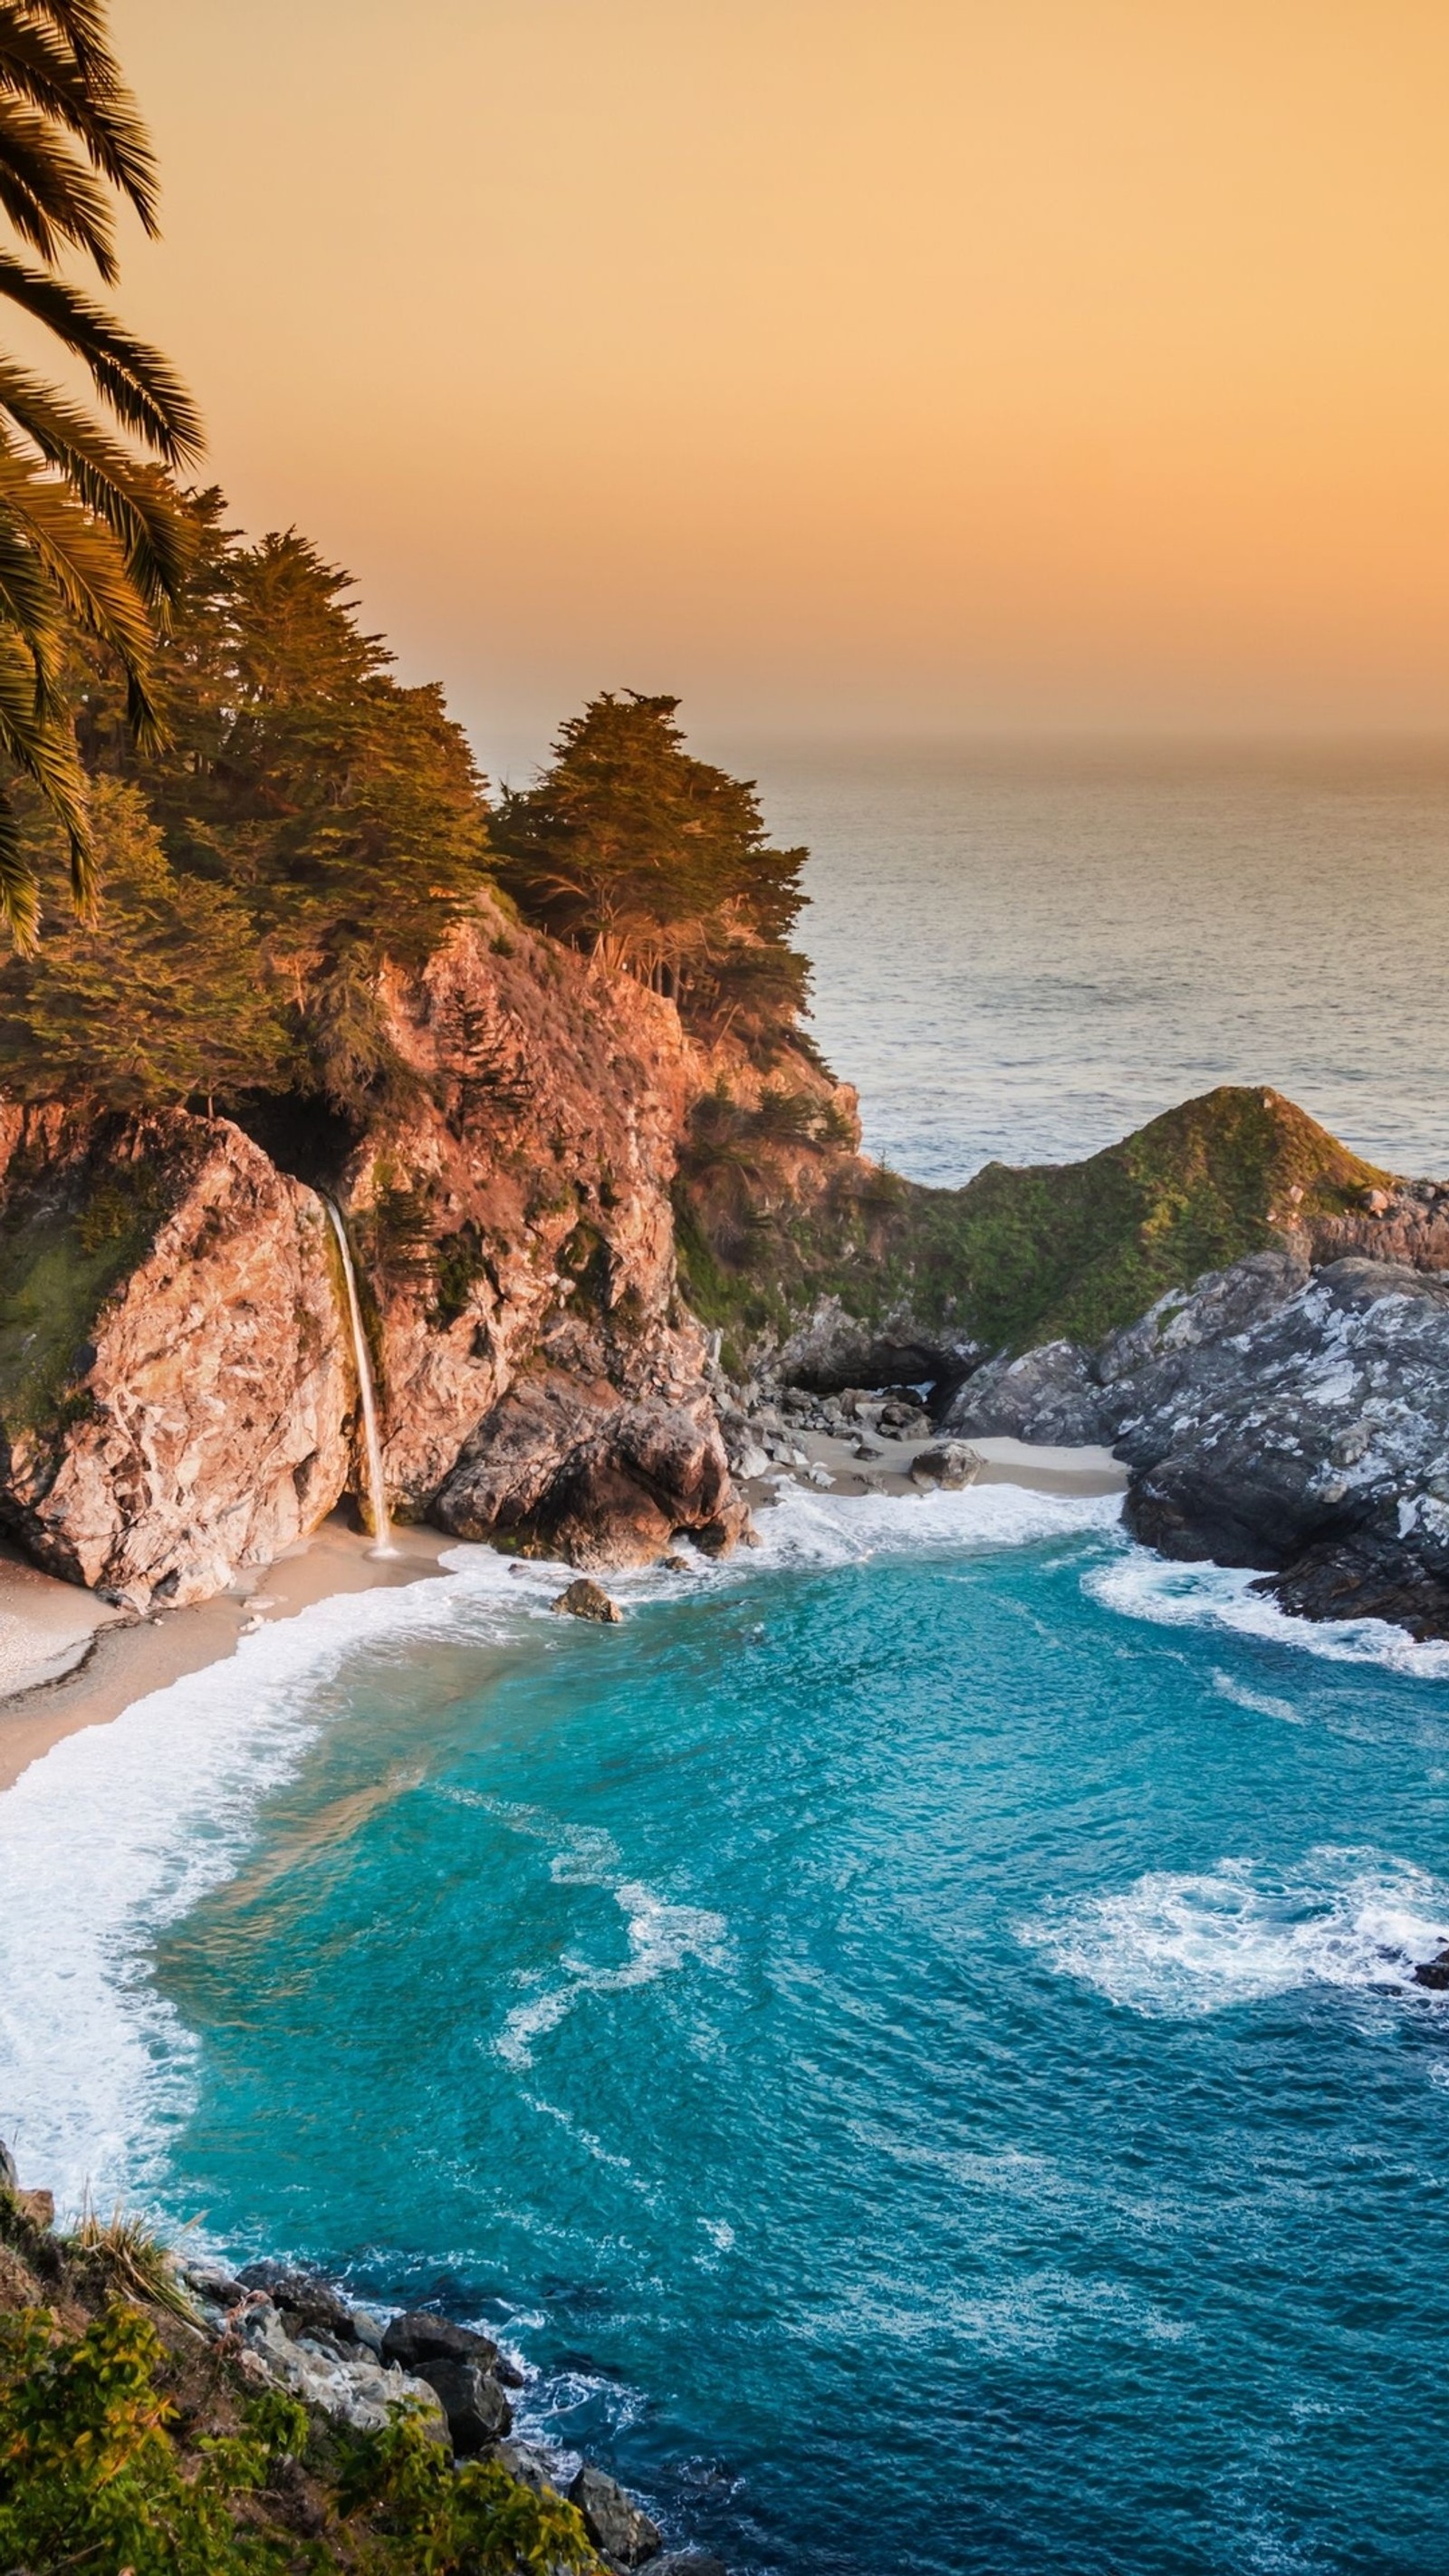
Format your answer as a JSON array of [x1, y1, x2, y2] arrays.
[[323, 1198, 398, 1558]]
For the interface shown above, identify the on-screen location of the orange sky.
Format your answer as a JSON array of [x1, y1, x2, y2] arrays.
[[109, 0, 1449, 765]]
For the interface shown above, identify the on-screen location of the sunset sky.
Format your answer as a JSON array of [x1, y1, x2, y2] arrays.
[[110, 0, 1449, 768]]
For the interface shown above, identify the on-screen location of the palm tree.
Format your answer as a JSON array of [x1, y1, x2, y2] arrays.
[[0, 0, 201, 942]]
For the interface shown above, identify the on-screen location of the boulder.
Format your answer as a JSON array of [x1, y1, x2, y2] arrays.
[[380, 2308, 521, 2385], [0, 2137, 16, 2196], [415, 2356, 513, 2454], [433, 1379, 746, 1568], [568, 2462, 663, 2566], [944, 1340, 1106, 1446], [1414, 1947, 1449, 1991], [1115, 1258, 1449, 1636], [235, 2261, 359, 2347], [552, 1578, 623, 1624], [237, 2299, 447, 2439], [909, 1442, 982, 1490]]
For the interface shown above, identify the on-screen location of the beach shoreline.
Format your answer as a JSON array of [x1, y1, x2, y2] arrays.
[[0, 1436, 1128, 1795], [0, 1516, 456, 1795]]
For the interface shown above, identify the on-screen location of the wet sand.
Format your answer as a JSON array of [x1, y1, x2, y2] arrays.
[[0, 1518, 455, 1795]]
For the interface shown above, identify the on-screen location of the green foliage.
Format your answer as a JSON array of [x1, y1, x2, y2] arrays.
[[0, 2302, 289, 2574], [0, 775, 285, 1105], [66, 2194, 201, 2325], [491, 690, 810, 1053], [340, 2399, 597, 2575], [677, 1083, 1395, 1364], [0, 2302, 598, 2576], [70, 494, 494, 1110], [0, 0, 202, 942]]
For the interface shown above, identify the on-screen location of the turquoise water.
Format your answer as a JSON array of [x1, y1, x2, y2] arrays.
[[9, 747, 1449, 2569], [7, 1492, 1449, 2573]]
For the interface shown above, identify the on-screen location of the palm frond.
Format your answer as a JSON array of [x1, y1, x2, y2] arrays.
[[0, 356, 190, 600], [0, 248, 201, 462], [0, 2, 158, 237], [0, 93, 111, 267]]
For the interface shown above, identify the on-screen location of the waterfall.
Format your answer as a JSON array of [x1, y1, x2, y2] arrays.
[[323, 1198, 398, 1559]]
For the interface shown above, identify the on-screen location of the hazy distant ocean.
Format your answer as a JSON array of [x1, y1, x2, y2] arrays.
[[743, 740, 1449, 1183], [5, 745, 1449, 2575]]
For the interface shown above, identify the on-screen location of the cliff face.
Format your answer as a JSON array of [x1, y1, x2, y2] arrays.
[[0, 1109, 350, 1609], [0, 901, 773, 1607], [3, 902, 1444, 1626]]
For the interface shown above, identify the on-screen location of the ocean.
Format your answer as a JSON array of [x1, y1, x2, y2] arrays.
[[753, 740, 1449, 1184], [5, 745, 1449, 2574]]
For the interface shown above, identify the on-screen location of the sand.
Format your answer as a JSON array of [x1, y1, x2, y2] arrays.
[[0, 1436, 1127, 1793], [0, 1517, 454, 1795]]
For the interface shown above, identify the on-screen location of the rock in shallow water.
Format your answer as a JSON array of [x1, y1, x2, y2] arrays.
[[415, 2354, 513, 2453], [568, 2461, 663, 2564], [1117, 1257, 1449, 1636], [1413, 1947, 1449, 1990], [552, 1577, 624, 1623]]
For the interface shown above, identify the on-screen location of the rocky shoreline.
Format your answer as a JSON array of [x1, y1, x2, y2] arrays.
[[0, 2137, 720, 2575]]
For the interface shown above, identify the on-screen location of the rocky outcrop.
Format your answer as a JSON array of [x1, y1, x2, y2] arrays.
[[434, 1378, 745, 1564], [0, 1110, 351, 1610], [0, 903, 753, 1606], [928, 1244, 1449, 1639], [942, 1339, 1107, 1446], [1115, 1257, 1449, 1636]]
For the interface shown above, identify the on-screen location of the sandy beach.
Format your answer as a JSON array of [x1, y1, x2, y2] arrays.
[[0, 1437, 1126, 1795], [0, 1517, 456, 1795]]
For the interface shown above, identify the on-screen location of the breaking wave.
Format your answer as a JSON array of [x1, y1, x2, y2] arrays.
[[1025, 1847, 1449, 2015], [1086, 1544, 1449, 1681]]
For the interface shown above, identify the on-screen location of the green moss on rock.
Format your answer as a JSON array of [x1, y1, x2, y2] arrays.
[[676, 1085, 1391, 1362]]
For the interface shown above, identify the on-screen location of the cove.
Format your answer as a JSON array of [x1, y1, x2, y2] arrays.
[[5, 1490, 1449, 2573]]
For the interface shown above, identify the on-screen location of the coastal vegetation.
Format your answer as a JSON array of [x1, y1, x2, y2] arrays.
[[0, 2182, 599, 2574], [676, 1084, 1392, 1372], [0, 0, 200, 940], [491, 690, 811, 1059]]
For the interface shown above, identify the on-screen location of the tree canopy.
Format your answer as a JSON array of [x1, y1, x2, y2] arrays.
[[62, 491, 493, 1108], [490, 690, 811, 1056]]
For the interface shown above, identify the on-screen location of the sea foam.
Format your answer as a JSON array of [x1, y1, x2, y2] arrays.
[[1026, 1846, 1449, 2016], [1086, 1543, 1449, 1681], [0, 1547, 547, 2208]]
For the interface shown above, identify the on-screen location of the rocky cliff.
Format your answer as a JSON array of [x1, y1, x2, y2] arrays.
[[0, 896, 843, 1606], [3, 908, 1445, 1636]]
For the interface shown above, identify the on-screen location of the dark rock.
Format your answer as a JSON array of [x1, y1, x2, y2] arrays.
[[433, 1379, 747, 1570], [1113, 1256, 1449, 1637], [910, 1441, 982, 1490], [0, 2138, 16, 2195], [185, 2261, 245, 2308], [652, 2558, 727, 2576], [851, 1438, 882, 1460], [492, 2435, 562, 2494], [379, 2310, 504, 2375], [1414, 1947, 1449, 1990], [415, 2356, 513, 2454], [944, 1339, 1106, 1445], [568, 2462, 663, 2565], [552, 1577, 623, 1623], [235, 2263, 359, 2346]]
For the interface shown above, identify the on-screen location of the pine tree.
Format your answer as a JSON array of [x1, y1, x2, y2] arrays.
[[0, 775, 284, 1108], [491, 691, 809, 1054]]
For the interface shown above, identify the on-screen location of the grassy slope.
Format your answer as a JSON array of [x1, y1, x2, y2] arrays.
[[676, 1085, 1391, 1366]]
